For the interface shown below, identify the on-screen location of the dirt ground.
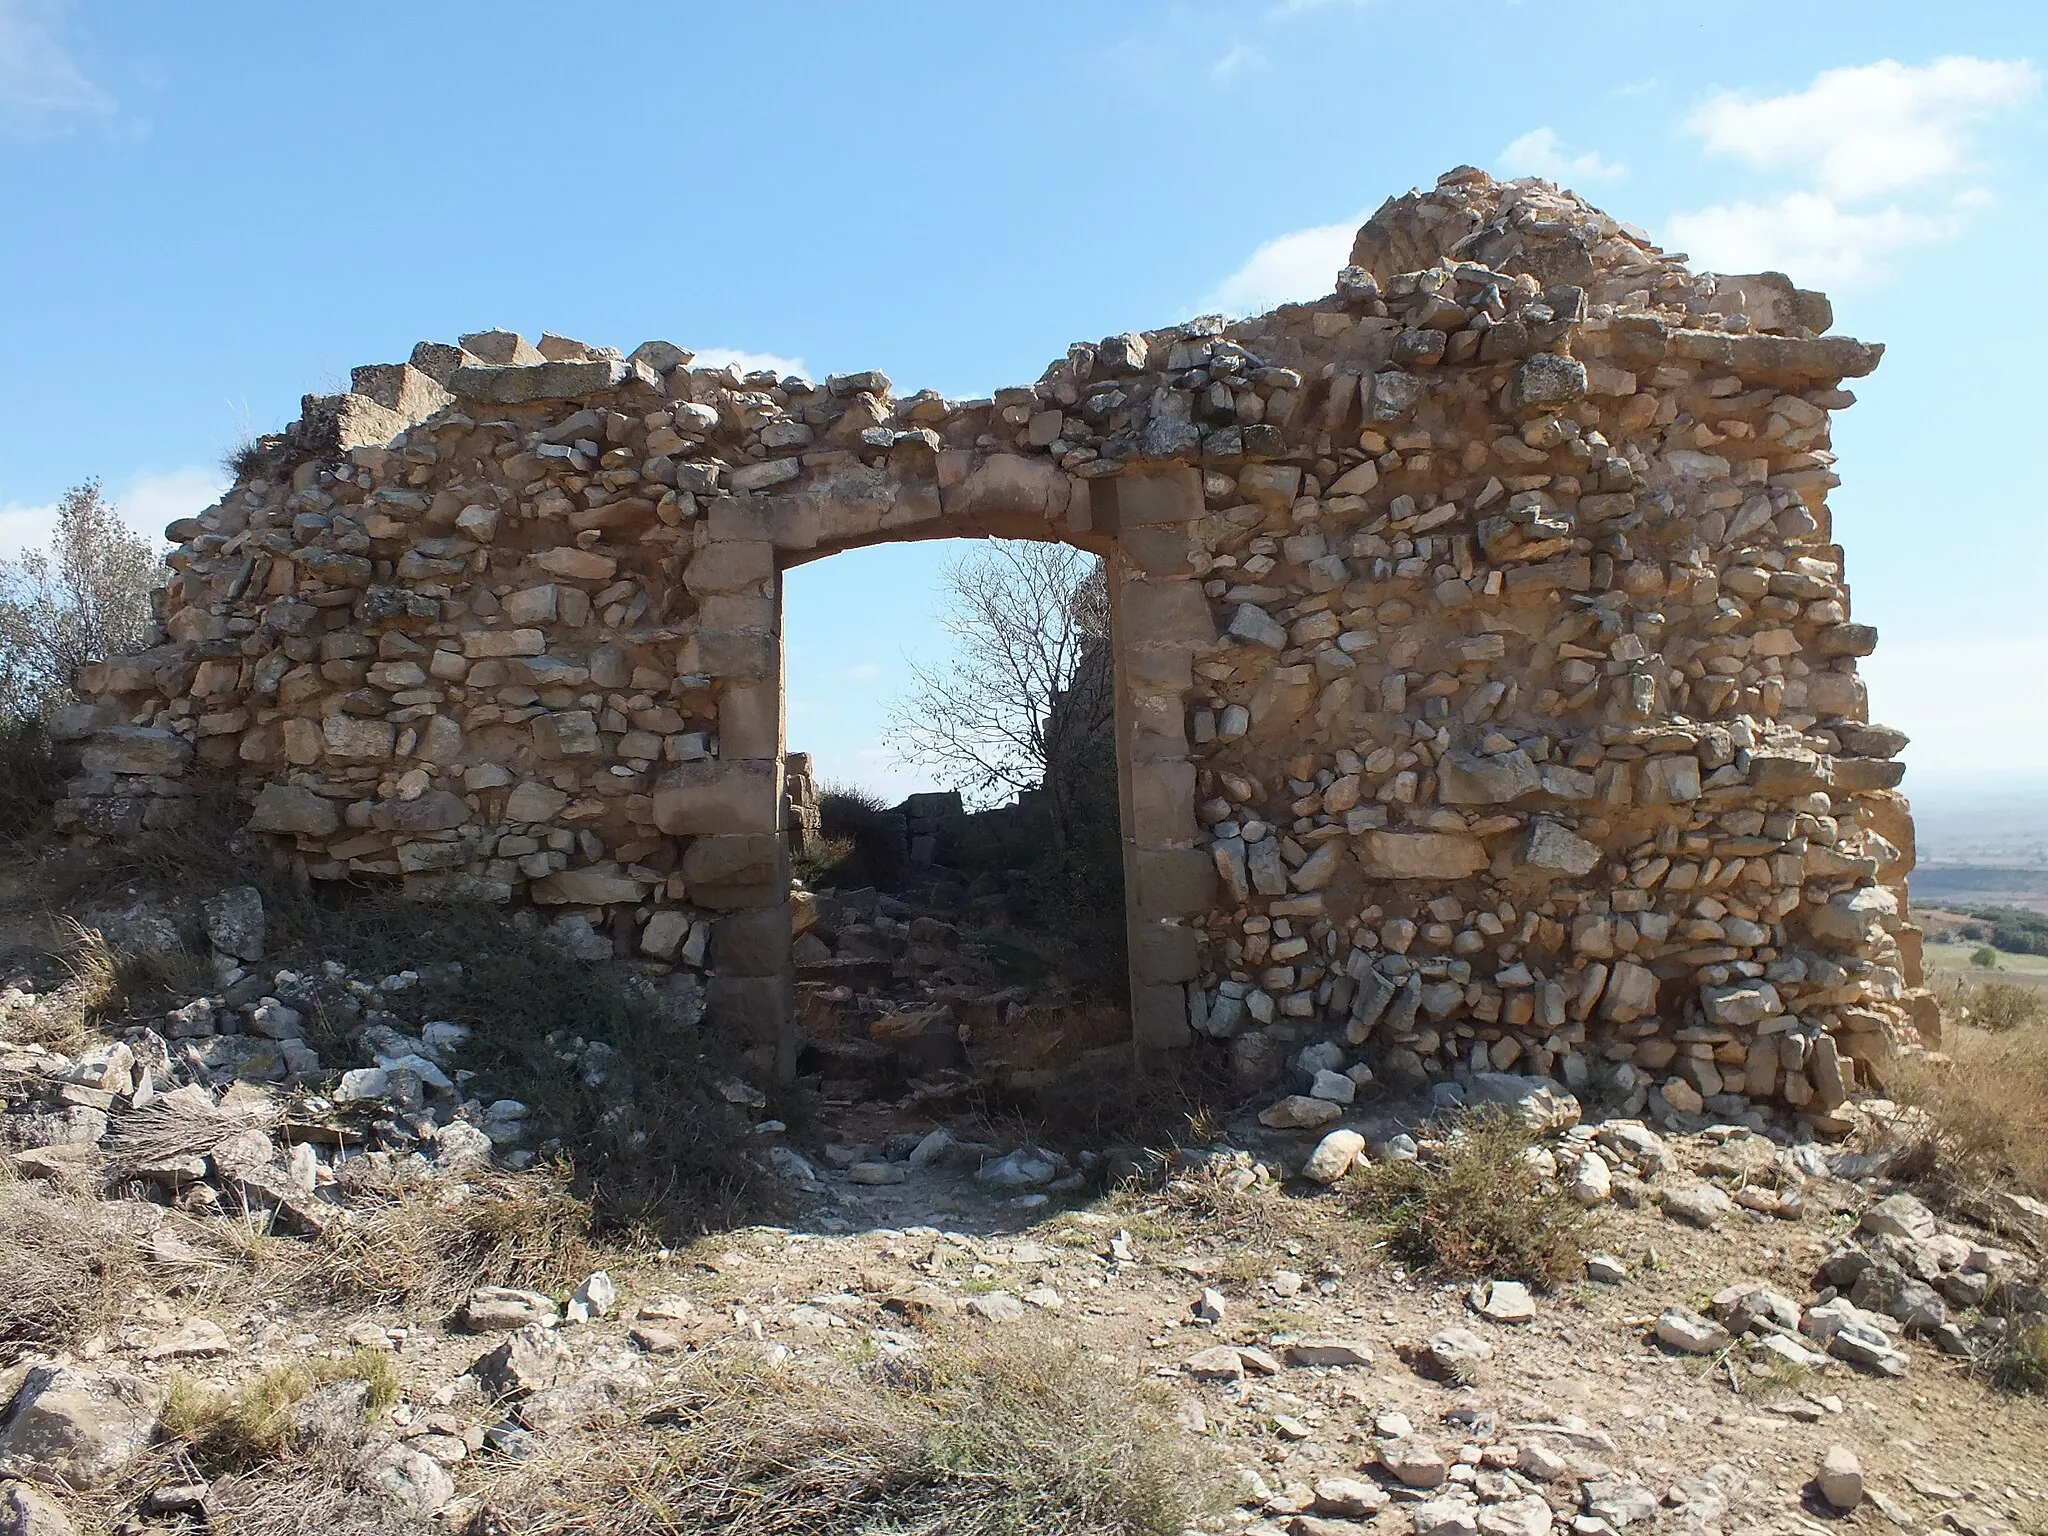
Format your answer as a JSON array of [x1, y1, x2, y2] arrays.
[[9, 1089, 2048, 1535]]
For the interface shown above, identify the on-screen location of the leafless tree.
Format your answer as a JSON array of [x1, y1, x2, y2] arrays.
[[0, 479, 164, 719], [886, 541, 1113, 840]]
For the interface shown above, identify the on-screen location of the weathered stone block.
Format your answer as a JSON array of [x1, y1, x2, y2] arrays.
[[718, 681, 781, 761], [640, 910, 693, 960], [532, 547, 617, 582], [679, 833, 782, 890], [1502, 353, 1587, 414], [1126, 759, 1196, 845], [694, 628, 777, 679], [706, 973, 791, 1048], [711, 907, 791, 977], [1359, 832, 1487, 880], [532, 711, 601, 758], [447, 357, 641, 402], [1130, 920, 1200, 984], [1131, 981, 1193, 1050], [653, 760, 780, 835], [322, 715, 394, 759], [1132, 847, 1217, 919], [1119, 576, 1215, 648], [350, 361, 455, 418], [371, 790, 470, 832], [80, 727, 192, 777], [730, 458, 802, 493], [1521, 820, 1600, 876], [1831, 757, 1906, 792], [0, 1365, 164, 1489], [1809, 886, 1898, 949], [684, 541, 774, 595], [1439, 748, 1539, 804], [940, 454, 1070, 523], [531, 866, 646, 905], [1600, 960, 1657, 1023], [462, 629, 546, 659], [503, 781, 570, 822], [246, 783, 340, 836], [1639, 754, 1702, 803]]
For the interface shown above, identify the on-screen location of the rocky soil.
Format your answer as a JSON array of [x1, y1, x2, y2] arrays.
[[3, 863, 2047, 1536]]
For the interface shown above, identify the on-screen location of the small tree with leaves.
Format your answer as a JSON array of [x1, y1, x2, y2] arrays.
[[885, 541, 1113, 845], [0, 479, 164, 720]]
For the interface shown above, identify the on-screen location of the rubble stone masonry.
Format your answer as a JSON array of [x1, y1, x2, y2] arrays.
[[52, 169, 1926, 1120]]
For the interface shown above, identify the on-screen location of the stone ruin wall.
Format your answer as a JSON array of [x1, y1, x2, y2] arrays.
[[52, 168, 1929, 1125]]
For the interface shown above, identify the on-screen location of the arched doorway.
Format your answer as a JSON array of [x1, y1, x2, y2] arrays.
[[663, 458, 1217, 1078]]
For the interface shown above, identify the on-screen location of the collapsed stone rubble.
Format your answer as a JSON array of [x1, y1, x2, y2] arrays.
[[45, 167, 1924, 1132], [0, 885, 549, 1225]]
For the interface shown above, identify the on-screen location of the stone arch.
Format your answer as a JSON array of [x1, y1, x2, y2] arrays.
[[665, 447, 1218, 1076]]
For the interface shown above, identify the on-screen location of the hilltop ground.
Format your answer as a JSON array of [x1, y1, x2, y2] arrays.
[[4, 823, 2048, 1536]]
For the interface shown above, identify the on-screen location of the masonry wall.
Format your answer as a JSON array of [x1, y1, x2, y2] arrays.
[[55, 169, 1927, 1124]]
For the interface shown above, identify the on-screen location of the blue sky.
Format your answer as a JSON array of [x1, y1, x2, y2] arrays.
[[3, 0, 2043, 804]]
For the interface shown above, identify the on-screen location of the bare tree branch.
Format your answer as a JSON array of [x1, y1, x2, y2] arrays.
[[884, 542, 1114, 832]]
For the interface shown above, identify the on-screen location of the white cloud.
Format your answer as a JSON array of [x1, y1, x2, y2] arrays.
[[0, 0, 113, 129], [1496, 126, 1625, 185], [1688, 57, 2037, 202], [120, 466, 231, 541], [1671, 56, 2036, 286], [1210, 43, 1266, 82], [689, 348, 808, 380], [1199, 215, 1360, 317], [0, 465, 226, 560], [841, 662, 882, 680], [1667, 191, 1978, 288]]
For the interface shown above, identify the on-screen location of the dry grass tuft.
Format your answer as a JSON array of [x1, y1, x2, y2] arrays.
[[463, 1336, 1225, 1536], [1149, 1162, 1298, 1252], [0, 1172, 145, 1361], [1349, 1111, 1585, 1287], [104, 1095, 272, 1173], [161, 1348, 399, 1466], [1935, 976, 2046, 1034], [1887, 1023, 2048, 1203], [7, 919, 212, 1051], [187, 1460, 441, 1536], [285, 1165, 602, 1312], [68, 773, 265, 901]]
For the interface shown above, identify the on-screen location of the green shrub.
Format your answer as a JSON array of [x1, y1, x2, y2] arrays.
[[0, 714, 64, 841], [1963, 906, 2048, 958], [1349, 1111, 1585, 1287], [807, 784, 908, 890], [1985, 1318, 2048, 1395]]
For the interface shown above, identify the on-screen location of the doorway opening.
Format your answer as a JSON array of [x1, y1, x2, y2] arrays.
[[778, 536, 1132, 1104]]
